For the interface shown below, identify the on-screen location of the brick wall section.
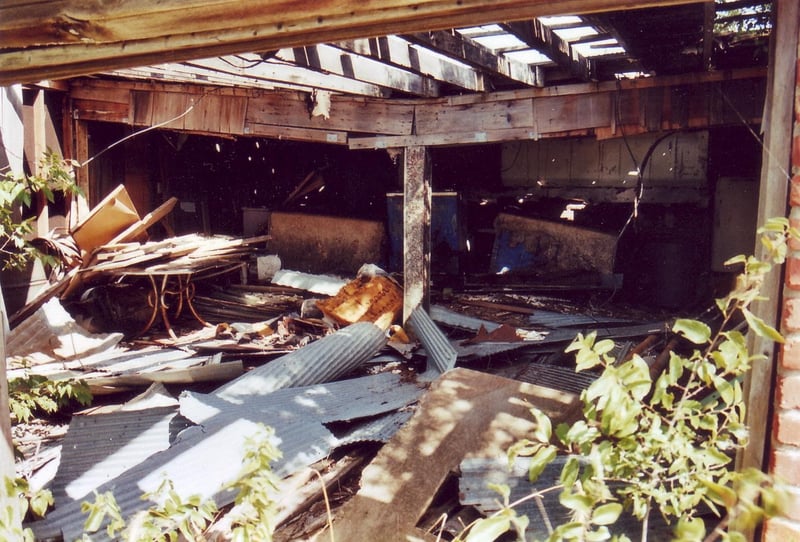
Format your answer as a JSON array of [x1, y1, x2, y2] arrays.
[[766, 30, 800, 542]]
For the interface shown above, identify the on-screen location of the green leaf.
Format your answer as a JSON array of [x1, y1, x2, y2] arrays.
[[560, 456, 581, 487], [742, 308, 784, 343], [531, 407, 553, 443], [29, 488, 53, 518], [485, 484, 510, 509], [464, 515, 511, 542], [673, 517, 705, 541], [585, 526, 612, 541], [699, 479, 737, 508], [559, 491, 594, 516], [673, 319, 711, 345], [528, 445, 557, 483], [591, 503, 623, 526], [81, 495, 107, 533]]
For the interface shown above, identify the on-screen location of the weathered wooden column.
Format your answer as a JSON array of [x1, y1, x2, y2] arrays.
[[402, 146, 431, 323], [71, 119, 91, 224], [739, 0, 798, 477]]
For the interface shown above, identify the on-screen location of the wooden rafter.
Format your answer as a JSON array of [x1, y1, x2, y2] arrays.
[[334, 37, 485, 92], [502, 20, 595, 81], [187, 55, 390, 97], [404, 30, 543, 88], [0, 0, 705, 85], [276, 44, 441, 97]]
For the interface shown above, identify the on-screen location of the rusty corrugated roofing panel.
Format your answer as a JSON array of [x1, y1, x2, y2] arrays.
[[430, 304, 503, 332]]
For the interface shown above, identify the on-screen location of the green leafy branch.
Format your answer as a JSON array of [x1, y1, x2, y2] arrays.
[[1, 477, 53, 542], [9, 374, 92, 425], [77, 423, 282, 542], [0, 151, 82, 270], [460, 218, 795, 542]]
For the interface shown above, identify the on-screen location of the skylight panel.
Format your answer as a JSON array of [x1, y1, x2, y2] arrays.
[[503, 49, 554, 65]]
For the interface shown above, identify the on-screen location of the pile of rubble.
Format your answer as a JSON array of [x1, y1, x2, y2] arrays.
[[9, 188, 682, 541]]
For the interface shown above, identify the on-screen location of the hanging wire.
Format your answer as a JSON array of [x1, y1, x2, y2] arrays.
[[716, 84, 791, 182], [80, 88, 222, 168]]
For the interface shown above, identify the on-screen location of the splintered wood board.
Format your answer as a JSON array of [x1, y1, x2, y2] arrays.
[[324, 368, 578, 542]]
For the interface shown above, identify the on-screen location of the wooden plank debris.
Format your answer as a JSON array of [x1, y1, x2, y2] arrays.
[[324, 368, 578, 541], [70, 184, 141, 257]]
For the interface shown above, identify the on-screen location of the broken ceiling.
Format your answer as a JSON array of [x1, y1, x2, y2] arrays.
[[0, 1, 772, 96]]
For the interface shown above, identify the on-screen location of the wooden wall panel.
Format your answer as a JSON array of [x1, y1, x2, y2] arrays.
[[533, 92, 612, 134], [245, 92, 413, 135], [71, 98, 130, 123], [131, 91, 154, 126], [67, 72, 765, 148]]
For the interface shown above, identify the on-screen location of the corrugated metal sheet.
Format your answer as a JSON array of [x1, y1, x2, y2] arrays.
[[50, 407, 177, 503], [271, 269, 347, 295], [214, 321, 387, 403], [33, 372, 421, 542], [336, 409, 416, 445], [181, 372, 422, 425], [514, 363, 597, 395], [7, 298, 124, 365], [527, 309, 635, 329], [459, 456, 574, 540], [430, 304, 503, 333], [451, 339, 530, 360], [408, 306, 457, 376]]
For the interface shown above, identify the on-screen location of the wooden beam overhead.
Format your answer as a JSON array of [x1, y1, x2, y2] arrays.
[[189, 55, 390, 97], [335, 37, 485, 92], [276, 44, 441, 97], [502, 20, 595, 81], [0, 0, 706, 85], [404, 30, 544, 88]]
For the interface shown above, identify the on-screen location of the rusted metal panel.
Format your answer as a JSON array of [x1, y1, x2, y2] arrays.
[[491, 213, 617, 275]]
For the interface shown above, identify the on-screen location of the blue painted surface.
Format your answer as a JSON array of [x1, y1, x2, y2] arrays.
[[386, 192, 464, 274]]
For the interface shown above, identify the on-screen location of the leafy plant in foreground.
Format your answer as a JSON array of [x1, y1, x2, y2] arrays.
[[78, 423, 281, 541], [0, 151, 82, 270], [9, 374, 92, 424], [1, 477, 53, 542], [459, 218, 794, 542]]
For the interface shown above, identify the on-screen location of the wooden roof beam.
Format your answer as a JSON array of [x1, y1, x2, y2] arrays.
[[188, 55, 391, 97], [404, 30, 543, 88], [334, 37, 485, 92], [501, 20, 595, 81], [276, 44, 440, 97], [0, 0, 704, 86]]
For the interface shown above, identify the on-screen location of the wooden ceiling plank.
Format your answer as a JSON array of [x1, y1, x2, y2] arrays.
[[502, 20, 595, 81], [0, 0, 703, 85], [334, 36, 485, 92]]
